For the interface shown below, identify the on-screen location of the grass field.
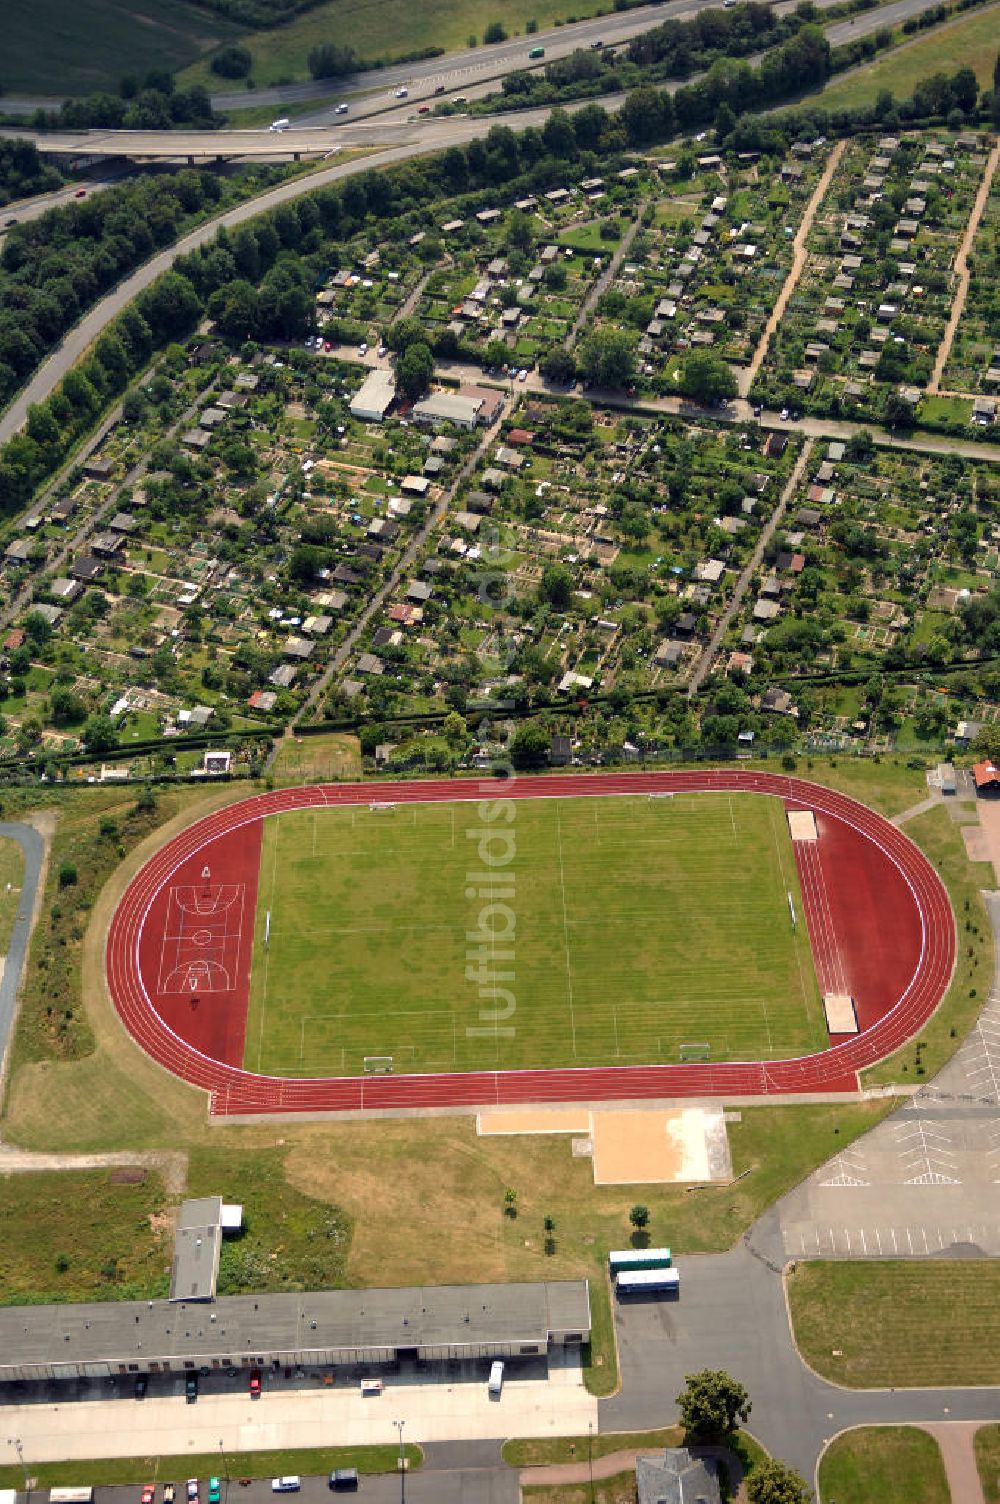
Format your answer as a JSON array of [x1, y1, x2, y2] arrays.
[[2, 0, 239, 95], [788, 1261, 1000, 1387], [245, 792, 824, 1076], [818, 1427, 950, 1504], [817, 2, 1000, 112], [0, 835, 25, 954], [0, 1168, 171, 1304], [180, 0, 610, 92], [976, 1425, 1000, 1504], [0, 1445, 421, 1491]]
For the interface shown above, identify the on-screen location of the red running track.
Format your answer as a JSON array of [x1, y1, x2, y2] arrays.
[[105, 770, 956, 1116]]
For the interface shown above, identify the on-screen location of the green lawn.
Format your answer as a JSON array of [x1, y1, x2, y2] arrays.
[[817, 3, 1000, 111], [819, 1427, 949, 1504], [975, 1425, 1000, 1504], [789, 1261, 1000, 1387], [2, 0, 239, 95], [245, 792, 824, 1076]]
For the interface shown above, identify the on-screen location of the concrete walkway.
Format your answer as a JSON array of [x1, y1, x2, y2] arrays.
[[891, 792, 942, 827], [0, 1147, 188, 1195], [920, 1421, 987, 1504]]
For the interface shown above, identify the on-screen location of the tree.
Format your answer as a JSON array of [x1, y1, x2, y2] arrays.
[[484, 19, 508, 42], [81, 712, 117, 754], [578, 329, 635, 390], [629, 1204, 650, 1231], [539, 563, 574, 609], [540, 346, 577, 385], [509, 721, 550, 769], [745, 1458, 811, 1504], [679, 352, 736, 403], [676, 1370, 751, 1439], [398, 341, 434, 399], [504, 1186, 518, 1216], [443, 710, 468, 746]]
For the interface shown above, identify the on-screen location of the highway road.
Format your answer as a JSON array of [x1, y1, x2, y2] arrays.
[[0, 0, 979, 443]]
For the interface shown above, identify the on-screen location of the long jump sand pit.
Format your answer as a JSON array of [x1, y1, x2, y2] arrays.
[[477, 1104, 732, 1185]]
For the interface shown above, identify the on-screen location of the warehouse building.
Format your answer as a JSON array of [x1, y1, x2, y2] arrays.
[[0, 1280, 590, 1383]]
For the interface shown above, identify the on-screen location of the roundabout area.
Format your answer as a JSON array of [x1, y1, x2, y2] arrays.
[[105, 769, 956, 1116]]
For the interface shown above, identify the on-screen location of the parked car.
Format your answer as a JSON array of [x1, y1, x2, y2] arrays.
[[74, 187, 86, 197], [250, 1369, 262, 1398], [163, 1486, 175, 1503], [433, 84, 445, 94], [394, 86, 408, 98], [141, 1486, 155, 1504], [186, 1374, 198, 1403], [328, 1472, 358, 1492], [208, 1479, 221, 1504], [134, 1375, 147, 1399], [334, 103, 348, 114], [271, 1481, 301, 1494], [187, 1482, 199, 1501], [418, 105, 429, 113]]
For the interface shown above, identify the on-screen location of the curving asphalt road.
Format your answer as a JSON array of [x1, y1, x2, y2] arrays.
[[0, 821, 46, 1083]]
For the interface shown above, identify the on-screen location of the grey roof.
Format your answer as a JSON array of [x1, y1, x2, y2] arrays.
[[636, 1449, 721, 1504], [170, 1197, 223, 1302], [0, 1281, 590, 1380]]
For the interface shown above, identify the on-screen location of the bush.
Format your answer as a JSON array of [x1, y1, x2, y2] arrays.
[[210, 44, 253, 78], [484, 20, 508, 42], [58, 863, 78, 888]]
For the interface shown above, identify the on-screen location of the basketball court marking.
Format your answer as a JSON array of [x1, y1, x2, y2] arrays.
[[156, 883, 246, 995]]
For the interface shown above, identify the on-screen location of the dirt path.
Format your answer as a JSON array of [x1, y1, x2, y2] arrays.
[[919, 1421, 987, 1504], [0, 1145, 188, 1195], [737, 140, 846, 399], [564, 203, 648, 351], [686, 438, 814, 696], [927, 136, 1000, 394]]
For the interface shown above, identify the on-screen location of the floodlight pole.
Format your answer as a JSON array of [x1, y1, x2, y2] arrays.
[[393, 1419, 405, 1504], [9, 1437, 29, 1503]]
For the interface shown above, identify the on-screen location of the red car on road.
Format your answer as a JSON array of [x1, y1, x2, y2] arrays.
[[250, 1369, 262, 1398], [141, 1487, 155, 1504]]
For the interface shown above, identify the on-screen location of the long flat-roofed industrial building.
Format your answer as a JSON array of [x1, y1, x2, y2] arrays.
[[0, 1280, 590, 1383]]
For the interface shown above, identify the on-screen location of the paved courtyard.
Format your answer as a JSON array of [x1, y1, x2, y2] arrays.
[[0, 1353, 595, 1462]]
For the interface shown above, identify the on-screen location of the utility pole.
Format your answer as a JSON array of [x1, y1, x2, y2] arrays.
[[588, 1421, 594, 1503], [219, 1438, 229, 1504]]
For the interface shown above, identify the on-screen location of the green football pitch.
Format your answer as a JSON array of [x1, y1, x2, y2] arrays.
[[244, 792, 825, 1076]]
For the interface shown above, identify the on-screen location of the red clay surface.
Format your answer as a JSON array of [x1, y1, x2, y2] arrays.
[[105, 770, 956, 1116]]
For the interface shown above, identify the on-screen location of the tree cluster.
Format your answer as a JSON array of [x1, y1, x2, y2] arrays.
[[0, 167, 222, 411], [0, 140, 63, 208]]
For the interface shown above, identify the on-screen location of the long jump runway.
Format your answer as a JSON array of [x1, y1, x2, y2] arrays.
[[105, 770, 956, 1116]]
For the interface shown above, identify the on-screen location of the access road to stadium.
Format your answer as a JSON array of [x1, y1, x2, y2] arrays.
[[0, 820, 46, 1081]]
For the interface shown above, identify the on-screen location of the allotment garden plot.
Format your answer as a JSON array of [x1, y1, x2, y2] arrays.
[[244, 791, 825, 1077]]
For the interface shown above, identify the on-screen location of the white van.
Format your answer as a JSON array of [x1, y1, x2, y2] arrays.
[[271, 1481, 300, 1494], [488, 1360, 504, 1398], [269, 118, 290, 132]]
